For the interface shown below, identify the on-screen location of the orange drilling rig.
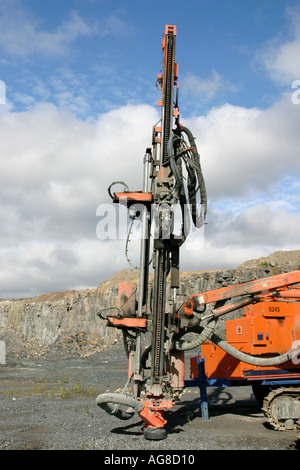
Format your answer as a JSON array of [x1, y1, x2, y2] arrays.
[[96, 25, 300, 440]]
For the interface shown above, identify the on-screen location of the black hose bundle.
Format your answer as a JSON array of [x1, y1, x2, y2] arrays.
[[169, 126, 207, 243], [181, 126, 207, 227]]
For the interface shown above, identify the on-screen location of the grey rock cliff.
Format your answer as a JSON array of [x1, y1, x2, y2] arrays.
[[0, 250, 299, 356]]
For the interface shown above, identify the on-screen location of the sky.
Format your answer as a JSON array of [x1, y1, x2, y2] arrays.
[[1, 0, 300, 298]]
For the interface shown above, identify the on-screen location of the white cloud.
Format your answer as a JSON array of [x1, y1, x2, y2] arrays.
[[0, 2, 93, 58], [177, 91, 300, 270], [0, 238, 127, 299], [180, 200, 300, 272], [210, 201, 300, 247], [0, 102, 159, 297], [258, 7, 300, 85], [98, 11, 131, 37], [182, 71, 238, 101], [1, 95, 300, 297], [1, 3, 300, 298], [183, 93, 300, 201], [0, 2, 131, 61]]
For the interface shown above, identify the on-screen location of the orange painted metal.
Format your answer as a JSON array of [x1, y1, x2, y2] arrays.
[[156, 24, 180, 142], [113, 191, 153, 205], [164, 24, 177, 37], [161, 25, 177, 61], [134, 351, 184, 430], [179, 270, 300, 317], [118, 282, 137, 317], [277, 288, 300, 299], [197, 298, 300, 381], [191, 345, 300, 381], [138, 399, 174, 429], [107, 317, 147, 329], [198, 342, 300, 381]]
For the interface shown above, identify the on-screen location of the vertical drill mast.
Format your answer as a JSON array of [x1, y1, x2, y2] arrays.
[[161, 25, 177, 165], [150, 26, 177, 387]]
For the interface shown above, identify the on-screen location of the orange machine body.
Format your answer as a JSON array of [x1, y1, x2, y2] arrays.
[[192, 300, 300, 382]]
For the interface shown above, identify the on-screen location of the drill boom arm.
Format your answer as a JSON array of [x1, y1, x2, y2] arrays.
[[178, 270, 300, 322]]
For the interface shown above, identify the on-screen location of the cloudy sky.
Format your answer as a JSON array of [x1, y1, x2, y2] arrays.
[[1, 0, 300, 298]]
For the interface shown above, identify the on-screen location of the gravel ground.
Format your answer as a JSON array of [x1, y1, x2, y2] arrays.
[[0, 342, 299, 453]]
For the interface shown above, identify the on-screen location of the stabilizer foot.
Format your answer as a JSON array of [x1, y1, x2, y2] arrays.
[[144, 427, 167, 440]]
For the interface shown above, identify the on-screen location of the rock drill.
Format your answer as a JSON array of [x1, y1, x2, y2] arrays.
[[96, 25, 300, 440]]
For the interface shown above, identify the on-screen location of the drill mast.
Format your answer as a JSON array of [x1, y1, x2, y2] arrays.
[[97, 24, 207, 440], [151, 25, 177, 390]]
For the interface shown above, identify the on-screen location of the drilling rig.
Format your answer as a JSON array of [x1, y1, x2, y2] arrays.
[[96, 25, 300, 440]]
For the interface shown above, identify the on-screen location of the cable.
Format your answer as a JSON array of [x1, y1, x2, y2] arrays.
[[107, 181, 129, 200], [125, 212, 139, 269], [96, 306, 123, 320]]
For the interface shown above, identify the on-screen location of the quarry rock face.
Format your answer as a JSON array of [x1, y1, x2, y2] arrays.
[[0, 250, 299, 356]]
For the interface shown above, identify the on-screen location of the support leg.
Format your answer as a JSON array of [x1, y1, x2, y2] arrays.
[[197, 355, 209, 421]]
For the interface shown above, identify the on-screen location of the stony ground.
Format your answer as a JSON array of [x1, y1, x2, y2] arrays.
[[0, 340, 299, 453]]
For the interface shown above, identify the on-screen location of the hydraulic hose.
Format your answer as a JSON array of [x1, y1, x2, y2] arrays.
[[96, 393, 144, 420], [210, 333, 300, 367], [181, 126, 207, 226], [174, 318, 300, 366], [174, 318, 218, 351], [169, 126, 207, 243]]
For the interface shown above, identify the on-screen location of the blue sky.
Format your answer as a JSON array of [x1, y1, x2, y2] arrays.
[[1, 0, 300, 297], [2, 0, 298, 115]]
